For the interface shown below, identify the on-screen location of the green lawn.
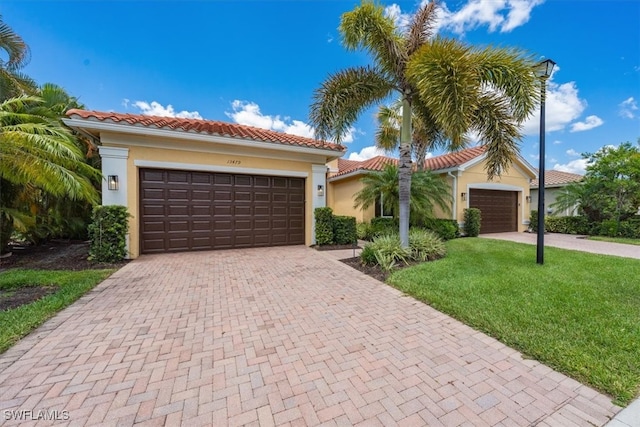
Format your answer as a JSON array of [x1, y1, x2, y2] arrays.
[[388, 238, 640, 406], [0, 269, 114, 354], [588, 236, 640, 246]]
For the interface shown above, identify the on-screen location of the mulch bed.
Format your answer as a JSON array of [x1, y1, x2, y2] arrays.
[[0, 241, 128, 271], [339, 256, 390, 282], [312, 244, 361, 251]]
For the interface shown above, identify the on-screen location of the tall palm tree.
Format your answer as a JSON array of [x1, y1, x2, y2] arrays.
[[0, 15, 36, 99], [0, 96, 100, 251], [310, 1, 539, 247], [354, 163, 451, 221], [376, 99, 445, 171]]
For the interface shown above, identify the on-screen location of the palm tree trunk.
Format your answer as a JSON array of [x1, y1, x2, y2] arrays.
[[398, 96, 412, 248]]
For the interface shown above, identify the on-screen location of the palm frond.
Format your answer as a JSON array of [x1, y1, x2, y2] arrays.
[[310, 66, 394, 143], [471, 46, 539, 122], [0, 15, 30, 69], [406, 1, 438, 56], [340, 2, 407, 81]]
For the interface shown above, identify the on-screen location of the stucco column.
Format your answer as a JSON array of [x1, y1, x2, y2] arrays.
[[98, 146, 129, 207], [311, 164, 328, 245], [98, 146, 130, 257]]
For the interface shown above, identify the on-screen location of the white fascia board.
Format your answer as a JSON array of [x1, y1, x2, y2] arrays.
[[63, 117, 345, 159], [327, 170, 368, 182]]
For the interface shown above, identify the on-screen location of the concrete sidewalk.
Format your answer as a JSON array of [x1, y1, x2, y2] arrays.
[[0, 245, 622, 426]]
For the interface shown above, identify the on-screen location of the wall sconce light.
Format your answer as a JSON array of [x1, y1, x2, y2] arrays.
[[108, 175, 119, 191], [461, 192, 466, 201], [526, 195, 532, 203], [317, 185, 324, 197]]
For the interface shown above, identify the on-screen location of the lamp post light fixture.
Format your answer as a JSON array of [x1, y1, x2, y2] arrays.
[[535, 58, 555, 265]]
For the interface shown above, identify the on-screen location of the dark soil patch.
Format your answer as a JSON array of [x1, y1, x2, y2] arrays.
[[0, 240, 128, 271], [340, 256, 390, 282], [0, 285, 58, 311], [312, 244, 361, 251]]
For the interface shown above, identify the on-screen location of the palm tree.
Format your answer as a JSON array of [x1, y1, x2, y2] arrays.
[[310, 1, 539, 247], [0, 96, 100, 251], [354, 163, 451, 221], [0, 15, 36, 99], [376, 99, 445, 171]]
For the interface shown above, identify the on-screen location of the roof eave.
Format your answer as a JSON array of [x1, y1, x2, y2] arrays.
[[62, 117, 346, 158]]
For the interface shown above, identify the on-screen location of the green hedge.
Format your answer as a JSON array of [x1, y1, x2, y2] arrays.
[[545, 215, 591, 235], [463, 208, 481, 237], [88, 205, 130, 262], [314, 207, 334, 245], [370, 217, 398, 237], [423, 218, 459, 240], [315, 208, 357, 245], [333, 216, 357, 245]]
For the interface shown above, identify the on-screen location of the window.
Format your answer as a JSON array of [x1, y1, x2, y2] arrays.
[[375, 194, 394, 218]]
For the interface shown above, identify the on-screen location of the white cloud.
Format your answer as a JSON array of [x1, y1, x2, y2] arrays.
[[553, 159, 588, 175], [566, 148, 580, 157], [570, 115, 604, 132], [437, 0, 543, 35], [130, 100, 202, 119], [348, 146, 390, 161], [522, 77, 587, 135], [226, 100, 360, 143], [619, 97, 638, 119], [553, 140, 562, 145], [384, 4, 411, 30], [226, 100, 315, 139]]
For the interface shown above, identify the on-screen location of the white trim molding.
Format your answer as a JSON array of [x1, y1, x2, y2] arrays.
[[133, 160, 309, 178]]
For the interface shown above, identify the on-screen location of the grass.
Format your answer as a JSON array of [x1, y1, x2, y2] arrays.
[[0, 269, 114, 354], [388, 238, 640, 406], [588, 236, 640, 246]]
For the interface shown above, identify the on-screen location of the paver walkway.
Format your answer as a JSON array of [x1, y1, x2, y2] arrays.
[[0, 246, 621, 426], [481, 232, 640, 260]]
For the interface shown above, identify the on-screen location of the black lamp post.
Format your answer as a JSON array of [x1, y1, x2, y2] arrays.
[[536, 58, 556, 265]]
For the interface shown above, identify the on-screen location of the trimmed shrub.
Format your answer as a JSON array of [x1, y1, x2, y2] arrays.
[[463, 208, 481, 237], [545, 215, 591, 235], [370, 217, 398, 237], [599, 220, 620, 237], [88, 205, 130, 262], [424, 218, 459, 240], [314, 207, 334, 245], [529, 210, 538, 232], [409, 228, 447, 261], [333, 216, 357, 245]]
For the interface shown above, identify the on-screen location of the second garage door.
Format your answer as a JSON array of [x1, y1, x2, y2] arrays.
[[469, 189, 518, 234], [140, 169, 305, 253]]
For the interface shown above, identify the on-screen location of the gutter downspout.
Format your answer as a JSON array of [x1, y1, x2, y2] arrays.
[[448, 171, 457, 221]]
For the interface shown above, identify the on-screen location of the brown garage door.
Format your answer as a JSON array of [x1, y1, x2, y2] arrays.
[[140, 169, 305, 253], [469, 189, 518, 234]]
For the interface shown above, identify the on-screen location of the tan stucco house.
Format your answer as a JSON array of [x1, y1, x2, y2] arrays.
[[64, 110, 344, 258], [64, 110, 538, 257], [328, 146, 538, 234], [530, 170, 583, 216]]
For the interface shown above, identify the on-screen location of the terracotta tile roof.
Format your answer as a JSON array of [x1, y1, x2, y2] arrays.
[[330, 146, 487, 178], [65, 109, 345, 152], [423, 146, 487, 170], [531, 170, 583, 188]]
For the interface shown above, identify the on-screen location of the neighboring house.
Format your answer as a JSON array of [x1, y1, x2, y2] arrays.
[[64, 110, 344, 258], [530, 170, 583, 216], [327, 146, 538, 234]]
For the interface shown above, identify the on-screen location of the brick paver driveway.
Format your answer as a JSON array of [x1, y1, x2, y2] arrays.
[[0, 246, 620, 426]]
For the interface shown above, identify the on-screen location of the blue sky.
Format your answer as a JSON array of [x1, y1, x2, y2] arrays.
[[3, 0, 639, 174]]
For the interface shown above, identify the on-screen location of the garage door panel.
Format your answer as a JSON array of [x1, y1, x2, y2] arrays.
[[469, 189, 517, 234], [140, 169, 305, 253]]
